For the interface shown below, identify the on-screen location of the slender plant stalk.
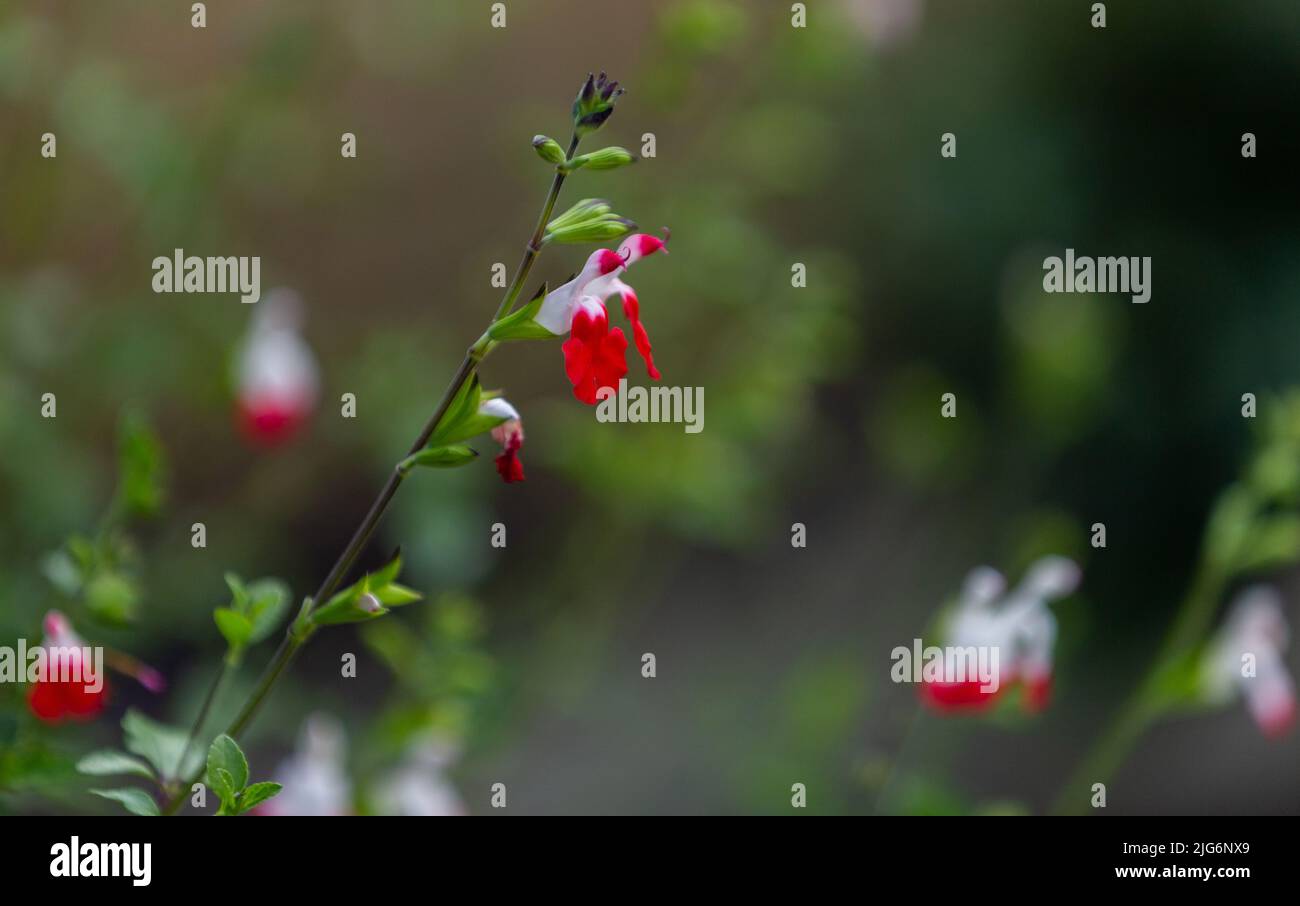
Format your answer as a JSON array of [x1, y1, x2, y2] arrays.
[[174, 660, 231, 792], [1051, 559, 1226, 814], [162, 132, 582, 815]]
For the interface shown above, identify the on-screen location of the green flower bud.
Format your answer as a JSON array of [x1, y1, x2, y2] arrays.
[[561, 146, 637, 173], [572, 71, 624, 135], [546, 197, 612, 233], [544, 216, 637, 245], [532, 134, 566, 165]]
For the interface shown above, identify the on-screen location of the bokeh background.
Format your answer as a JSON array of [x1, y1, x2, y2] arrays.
[[2, 0, 1299, 815]]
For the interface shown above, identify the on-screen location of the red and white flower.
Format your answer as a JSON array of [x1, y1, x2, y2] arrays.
[[27, 611, 107, 723], [919, 556, 1081, 714], [534, 233, 667, 404], [480, 398, 525, 483], [27, 610, 166, 724], [1203, 587, 1295, 738], [235, 289, 319, 447]]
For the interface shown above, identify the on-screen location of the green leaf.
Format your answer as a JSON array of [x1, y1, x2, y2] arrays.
[[91, 787, 160, 817], [244, 578, 290, 644], [207, 734, 249, 792], [77, 750, 156, 780], [238, 781, 282, 813], [488, 283, 557, 342], [398, 445, 478, 474], [373, 583, 422, 606], [122, 710, 203, 781], [214, 607, 254, 649], [427, 376, 484, 448], [224, 573, 250, 610], [212, 768, 238, 814], [116, 411, 166, 519], [310, 596, 387, 626], [370, 553, 403, 588]]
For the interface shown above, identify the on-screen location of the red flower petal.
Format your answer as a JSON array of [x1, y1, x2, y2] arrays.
[[918, 679, 1002, 713], [562, 305, 628, 404], [619, 287, 661, 380], [494, 431, 525, 483]]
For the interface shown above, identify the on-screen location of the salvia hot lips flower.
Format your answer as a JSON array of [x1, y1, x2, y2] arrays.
[[26, 610, 164, 723], [481, 398, 525, 483], [1202, 586, 1296, 738], [918, 556, 1081, 714], [234, 288, 320, 447], [27, 611, 107, 722], [528, 233, 667, 404]]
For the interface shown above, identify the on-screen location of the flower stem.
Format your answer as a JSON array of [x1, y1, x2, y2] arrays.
[[1051, 559, 1226, 814], [174, 659, 231, 790], [162, 133, 582, 815], [494, 133, 580, 321]]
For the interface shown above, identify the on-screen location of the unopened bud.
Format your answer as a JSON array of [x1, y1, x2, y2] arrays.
[[545, 216, 637, 245], [572, 71, 624, 136], [357, 592, 384, 614], [546, 198, 612, 233], [532, 135, 566, 165], [562, 146, 637, 173]]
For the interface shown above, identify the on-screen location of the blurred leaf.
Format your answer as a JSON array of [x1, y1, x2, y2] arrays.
[[115, 411, 166, 519], [76, 750, 155, 780], [214, 607, 254, 649], [122, 709, 202, 781], [91, 787, 159, 817], [41, 550, 83, 597], [84, 572, 139, 625]]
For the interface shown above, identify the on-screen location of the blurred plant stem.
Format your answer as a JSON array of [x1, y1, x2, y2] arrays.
[[174, 660, 231, 795], [161, 132, 583, 815], [1053, 560, 1227, 815]]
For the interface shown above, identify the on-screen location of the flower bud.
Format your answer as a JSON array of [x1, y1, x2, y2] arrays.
[[357, 592, 384, 615], [532, 134, 566, 165], [544, 216, 637, 245], [562, 146, 637, 173], [572, 71, 624, 135], [546, 198, 613, 233]]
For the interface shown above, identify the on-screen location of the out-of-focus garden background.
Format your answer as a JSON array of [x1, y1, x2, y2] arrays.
[[2, 0, 1298, 815]]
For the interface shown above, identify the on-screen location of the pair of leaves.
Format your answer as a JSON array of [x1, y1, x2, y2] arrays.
[[488, 284, 557, 342], [399, 375, 515, 474], [310, 552, 423, 626], [206, 734, 281, 816], [214, 574, 291, 660], [77, 710, 201, 816]]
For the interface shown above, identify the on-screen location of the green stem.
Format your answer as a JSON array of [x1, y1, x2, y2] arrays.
[[162, 134, 582, 816], [493, 133, 580, 321], [173, 658, 231, 792], [1051, 559, 1226, 814]]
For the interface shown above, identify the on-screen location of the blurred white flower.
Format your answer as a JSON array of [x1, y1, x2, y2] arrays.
[[235, 288, 319, 447], [922, 556, 1081, 712], [258, 713, 351, 816], [1204, 586, 1296, 738], [842, 0, 924, 49], [374, 735, 466, 817]]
